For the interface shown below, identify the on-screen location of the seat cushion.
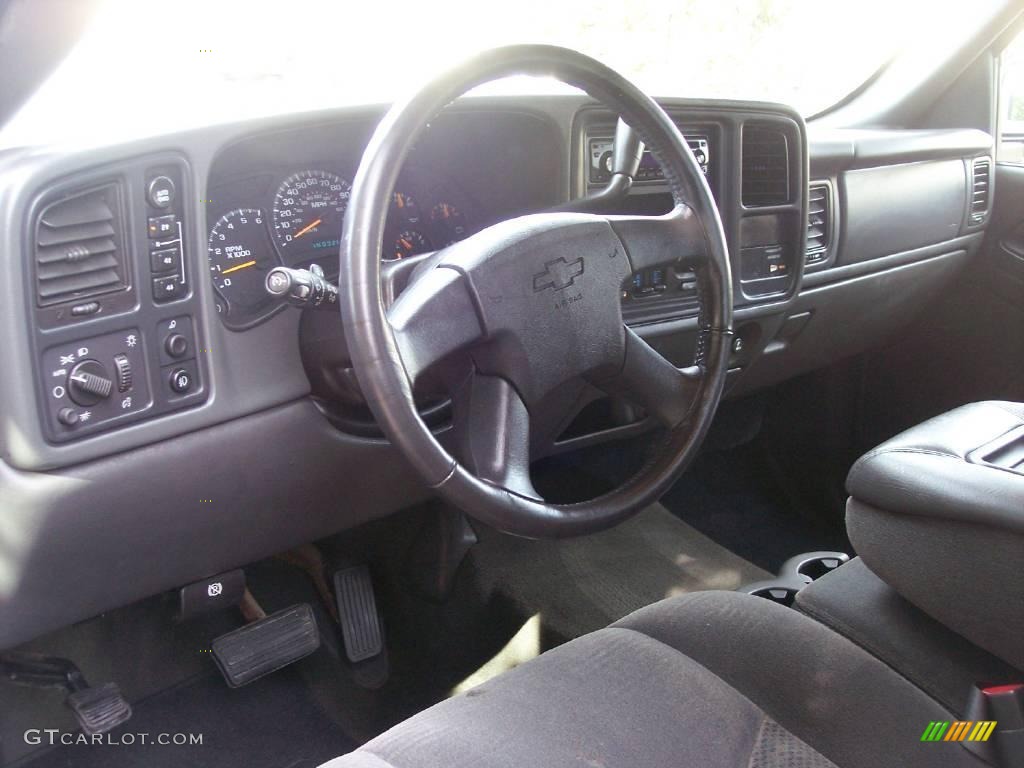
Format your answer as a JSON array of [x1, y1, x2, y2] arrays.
[[324, 592, 982, 768]]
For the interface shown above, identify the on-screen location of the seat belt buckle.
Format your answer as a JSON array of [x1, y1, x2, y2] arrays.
[[963, 682, 1024, 766]]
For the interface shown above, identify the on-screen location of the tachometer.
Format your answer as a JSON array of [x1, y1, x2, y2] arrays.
[[272, 170, 350, 259], [208, 208, 278, 323]]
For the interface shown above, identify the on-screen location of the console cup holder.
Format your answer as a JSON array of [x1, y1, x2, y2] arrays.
[[737, 576, 808, 608], [739, 551, 851, 607], [779, 551, 850, 584]]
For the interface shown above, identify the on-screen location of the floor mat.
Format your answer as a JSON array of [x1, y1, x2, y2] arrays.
[[15, 668, 355, 768], [468, 503, 771, 644], [659, 443, 852, 573]]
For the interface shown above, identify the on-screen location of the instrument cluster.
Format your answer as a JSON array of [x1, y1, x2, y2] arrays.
[[207, 167, 473, 330]]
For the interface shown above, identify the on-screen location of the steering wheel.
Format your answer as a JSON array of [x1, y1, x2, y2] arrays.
[[340, 45, 733, 538]]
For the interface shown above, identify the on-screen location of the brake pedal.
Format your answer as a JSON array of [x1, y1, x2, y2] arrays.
[[0, 653, 131, 736], [212, 603, 320, 688], [333, 566, 384, 663]]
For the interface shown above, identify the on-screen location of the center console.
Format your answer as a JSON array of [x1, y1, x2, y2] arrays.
[[572, 102, 807, 330], [845, 401, 1024, 672]]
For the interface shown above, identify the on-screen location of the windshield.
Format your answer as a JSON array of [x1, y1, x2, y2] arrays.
[[0, 0, 1004, 148]]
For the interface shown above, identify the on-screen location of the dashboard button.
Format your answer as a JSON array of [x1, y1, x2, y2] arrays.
[[113, 354, 133, 393], [169, 368, 192, 394], [148, 214, 177, 238], [67, 360, 113, 406], [165, 333, 189, 358], [58, 407, 79, 427], [147, 175, 175, 208], [153, 275, 186, 302], [150, 247, 181, 274]]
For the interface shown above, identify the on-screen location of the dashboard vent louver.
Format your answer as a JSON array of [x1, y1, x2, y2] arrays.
[[34, 183, 126, 306], [742, 125, 789, 207], [970, 157, 991, 223], [806, 184, 831, 264]]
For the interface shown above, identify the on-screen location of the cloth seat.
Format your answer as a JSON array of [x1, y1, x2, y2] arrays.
[[323, 591, 984, 768]]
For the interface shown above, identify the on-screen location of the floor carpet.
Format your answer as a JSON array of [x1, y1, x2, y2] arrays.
[[467, 503, 771, 643], [12, 667, 355, 768], [659, 444, 852, 573]]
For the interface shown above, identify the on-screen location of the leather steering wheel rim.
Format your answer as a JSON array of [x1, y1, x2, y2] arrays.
[[340, 44, 733, 538]]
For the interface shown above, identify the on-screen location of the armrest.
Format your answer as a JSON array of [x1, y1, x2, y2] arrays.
[[846, 401, 1024, 533], [846, 401, 1024, 671]]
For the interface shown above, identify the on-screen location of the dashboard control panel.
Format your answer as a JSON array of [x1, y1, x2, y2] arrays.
[[29, 155, 207, 443], [621, 264, 701, 325], [146, 173, 190, 302], [588, 134, 710, 185]]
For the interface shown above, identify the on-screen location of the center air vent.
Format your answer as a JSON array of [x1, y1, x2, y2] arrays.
[[34, 183, 127, 306], [970, 157, 991, 224], [742, 125, 790, 207], [806, 184, 831, 264]]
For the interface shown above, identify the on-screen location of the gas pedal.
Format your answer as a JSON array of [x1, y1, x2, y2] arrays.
[[212, 604, 320, 688], [333, 566, 384, 663]]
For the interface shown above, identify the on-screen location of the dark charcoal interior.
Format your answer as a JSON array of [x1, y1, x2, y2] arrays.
[[2, 3, 1024, 767]]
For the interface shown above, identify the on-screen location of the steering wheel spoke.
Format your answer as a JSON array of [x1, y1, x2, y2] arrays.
[[594, 327, 703, 429], [607, 205, 708, 273], [387, 266, 484, 384], [342, 45, 732, 537], [451, 372, 540, 500]]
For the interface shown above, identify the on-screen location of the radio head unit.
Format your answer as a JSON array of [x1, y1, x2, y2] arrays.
[[588, 134, 710, 185]]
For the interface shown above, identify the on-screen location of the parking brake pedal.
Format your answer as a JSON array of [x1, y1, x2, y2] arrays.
[[212, 604, 320, 688], [0, 653, 131, 736], [67, 683, 133, 736]]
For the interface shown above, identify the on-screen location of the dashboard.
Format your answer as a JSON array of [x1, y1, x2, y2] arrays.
[[0, 93, 996, 651]]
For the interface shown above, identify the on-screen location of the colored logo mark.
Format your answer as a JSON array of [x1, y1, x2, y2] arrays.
[[920, 721, 997, 743]]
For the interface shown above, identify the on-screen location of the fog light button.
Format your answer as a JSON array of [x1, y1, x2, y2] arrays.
[[169, 367, 192, 394]]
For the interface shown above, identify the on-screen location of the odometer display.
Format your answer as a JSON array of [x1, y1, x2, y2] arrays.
[[272, 170, 350, 262]]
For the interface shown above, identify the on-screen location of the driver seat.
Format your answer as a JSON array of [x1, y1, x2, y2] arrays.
[[322, 590, 982, 768], [326, 401, 1024, 768]]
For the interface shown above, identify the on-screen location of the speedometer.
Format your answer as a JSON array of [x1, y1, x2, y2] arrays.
[[271, 170, 350, 260]]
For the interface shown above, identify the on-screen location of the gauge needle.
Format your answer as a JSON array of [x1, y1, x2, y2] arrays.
[[221, 259, 256, 275], [293, 218, 322, 239], [399, 238, 413, 250]]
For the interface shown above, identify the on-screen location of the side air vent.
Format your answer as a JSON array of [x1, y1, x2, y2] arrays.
[[970, 157, 991, 224], [742, 125, 790, 207], [34, 183, 126, 306], [806, 184, 831, 264]]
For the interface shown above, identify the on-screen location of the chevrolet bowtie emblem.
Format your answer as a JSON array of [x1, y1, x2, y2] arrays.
[[532, 256, 585, 292]]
